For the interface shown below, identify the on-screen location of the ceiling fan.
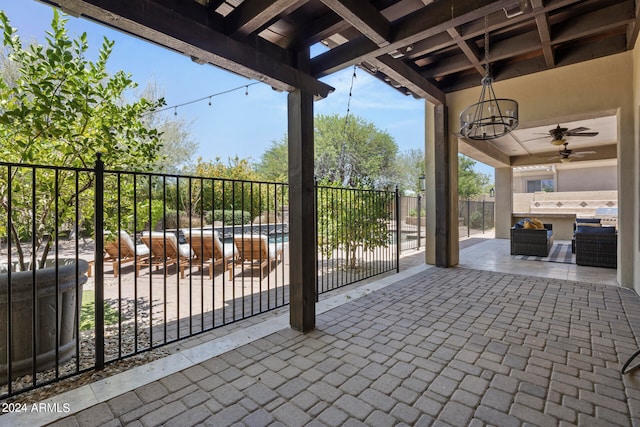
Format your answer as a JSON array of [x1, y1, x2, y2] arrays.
[[548, 142, 596, 163], [526, 124, 599, 145]]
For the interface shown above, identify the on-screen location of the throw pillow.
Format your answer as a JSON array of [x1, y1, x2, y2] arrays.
[[530, 218, 544, 229]]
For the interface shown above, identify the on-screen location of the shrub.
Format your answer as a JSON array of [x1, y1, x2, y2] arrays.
[[205, 210, 251, 225]]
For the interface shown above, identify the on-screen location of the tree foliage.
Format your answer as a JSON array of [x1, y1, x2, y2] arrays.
[[255, 114, 398, 188], [458, 154, 490, 199], [394, 148, 424, 194], [254, 136, 288, 182], [315, 114, 397, 188], [317, 181, 393, 269], [0, 10, 164, 269], [138, 81, 198, 174]]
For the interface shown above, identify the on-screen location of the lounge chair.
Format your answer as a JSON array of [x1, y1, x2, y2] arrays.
[[138, 231, 194, 278], [183, 229, 237, 279], [103, 230, 150, 278], [229, 234, 283, 280]]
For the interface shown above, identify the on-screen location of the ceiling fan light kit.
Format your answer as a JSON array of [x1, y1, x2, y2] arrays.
[[459, 16, 519, 141]]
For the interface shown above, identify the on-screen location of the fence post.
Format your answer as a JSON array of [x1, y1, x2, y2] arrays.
[[94, 153, 105, 370], [417, 194, 422, 250], [482, 199, 485, 234], [467, 199, 471, 238], [395, 186, 400, 273], [314, 177, 319, 302]]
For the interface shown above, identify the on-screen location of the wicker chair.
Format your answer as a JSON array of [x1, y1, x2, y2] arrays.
[[510, 224, 553, 257], [575, 231, 617, 268]]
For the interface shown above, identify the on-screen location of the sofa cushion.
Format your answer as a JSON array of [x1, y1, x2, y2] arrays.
[[576, 218, 601, 224], [514, 218, 528, 228], [576, 225, 616, 234]]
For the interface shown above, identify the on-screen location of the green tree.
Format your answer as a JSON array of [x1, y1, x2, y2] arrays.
[[0, 10, 164, 269], [317, 181, 393, 270], [394, 148, 424, 194], [255, 114, 398, 188], [138, 81, 198, 173], [458, 155, 490, 199], [254, 136, 288, 182], [316, 114, 397, 188], [188, 156, 266, 220]]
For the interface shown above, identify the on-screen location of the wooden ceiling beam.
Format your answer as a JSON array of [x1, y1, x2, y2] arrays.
[[424, 3, 632, 82], [311, 0, 518, 77], [318, 0, 391, 47], [226, 0, 307, 37], [626, 0, 640, 49], [424, 30, 541, 79], [40, 0, 334, 98], [369, 55, 445, 104], [530, 0, 555, 67], [553, 2, 634, 43], [447, 26, 485, 76]]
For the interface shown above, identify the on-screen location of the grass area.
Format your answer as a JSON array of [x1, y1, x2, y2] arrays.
[[80, 290, 121, 331]]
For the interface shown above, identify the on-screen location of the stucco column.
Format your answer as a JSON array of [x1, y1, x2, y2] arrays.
[[494, 167, 513, 239]]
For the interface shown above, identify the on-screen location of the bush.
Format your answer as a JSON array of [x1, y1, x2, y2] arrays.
[[153, 210, 205, 230], [205, 210, 251, 225]]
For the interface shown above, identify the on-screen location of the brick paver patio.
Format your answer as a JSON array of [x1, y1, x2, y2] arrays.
[[43, 266, 640, 426]]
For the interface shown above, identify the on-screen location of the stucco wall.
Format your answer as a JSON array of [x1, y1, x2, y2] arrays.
[[557, 166, 617, 191], [512, 166, 617, 193], [633, 35, 640, 290]]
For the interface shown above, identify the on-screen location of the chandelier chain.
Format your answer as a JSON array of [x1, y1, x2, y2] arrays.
[[484, 14, 489, 76]]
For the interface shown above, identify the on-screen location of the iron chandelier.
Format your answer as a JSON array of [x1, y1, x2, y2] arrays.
[[459, 16, 518, 140]]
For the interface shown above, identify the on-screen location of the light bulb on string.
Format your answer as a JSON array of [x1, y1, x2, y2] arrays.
[[174, 107, 177, 116], [245, 85, 249, 96]]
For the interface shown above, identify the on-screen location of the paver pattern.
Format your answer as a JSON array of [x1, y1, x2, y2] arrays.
[[49, 266, 640, 426]]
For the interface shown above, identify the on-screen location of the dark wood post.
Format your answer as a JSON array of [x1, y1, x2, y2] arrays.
[[288, 49, 316, 332], [434, 104, 451, 267]]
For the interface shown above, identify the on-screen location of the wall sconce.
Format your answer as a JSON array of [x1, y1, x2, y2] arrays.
[[489, 187, 495, 198], [419, 175, 426, 192]]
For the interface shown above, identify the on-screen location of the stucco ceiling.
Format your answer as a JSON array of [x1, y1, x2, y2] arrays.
[[459, 114, 618, 168]]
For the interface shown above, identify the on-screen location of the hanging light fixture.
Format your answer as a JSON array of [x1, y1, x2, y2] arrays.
[[459, 16, 518, 140]]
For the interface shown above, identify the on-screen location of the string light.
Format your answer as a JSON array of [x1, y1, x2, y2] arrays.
[[343, 65, 357, 133], [144, 82, 260, 116]]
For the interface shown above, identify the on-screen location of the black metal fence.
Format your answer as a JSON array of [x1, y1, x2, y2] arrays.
[[459, 199, 495, 238], [0, 159, 399, 397], [316, 185, 399, 294], [398, 195, 426, 251]]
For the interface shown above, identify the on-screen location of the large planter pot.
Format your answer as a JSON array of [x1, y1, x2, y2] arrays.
[[0, 259, 87, 383]]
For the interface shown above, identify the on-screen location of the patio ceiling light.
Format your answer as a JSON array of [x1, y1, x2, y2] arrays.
[[459, 16, 518, 140]]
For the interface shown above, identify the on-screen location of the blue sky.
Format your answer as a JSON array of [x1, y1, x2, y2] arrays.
[[2, 1, 492, 180]]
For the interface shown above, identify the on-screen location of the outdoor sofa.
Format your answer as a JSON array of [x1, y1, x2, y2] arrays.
[[510, 220, 554, 257], [575, 225, 617, 268]]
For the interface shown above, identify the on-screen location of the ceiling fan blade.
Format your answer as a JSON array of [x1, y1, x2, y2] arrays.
[[565, 127, 590, 133], [520, 135, 551, 142], [573, 151, 596, 155], [565, 131, 599, 137]]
